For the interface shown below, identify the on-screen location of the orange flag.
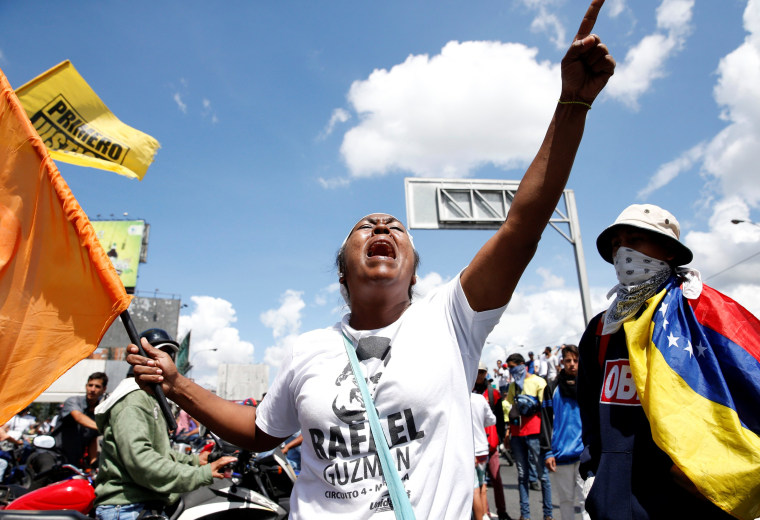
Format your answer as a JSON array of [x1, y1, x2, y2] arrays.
[[0, 67, 132, 424]]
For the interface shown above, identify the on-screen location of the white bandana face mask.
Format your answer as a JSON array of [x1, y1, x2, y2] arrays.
[[602, 247, 704, 335], [613, 247, 671, 287], [602, 248, 672, 335]]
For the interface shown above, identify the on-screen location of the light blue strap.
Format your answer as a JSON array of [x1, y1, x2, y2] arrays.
[[342, 333, 416, 520]]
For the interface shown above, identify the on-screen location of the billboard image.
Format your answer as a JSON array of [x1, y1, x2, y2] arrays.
[[91, 220, 146, 290]]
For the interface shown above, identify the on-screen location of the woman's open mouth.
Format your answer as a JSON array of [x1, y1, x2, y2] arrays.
[[367, 240, 395, 259]]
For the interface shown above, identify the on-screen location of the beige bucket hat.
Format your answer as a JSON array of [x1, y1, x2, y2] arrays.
[[596, 203, 693, 265]]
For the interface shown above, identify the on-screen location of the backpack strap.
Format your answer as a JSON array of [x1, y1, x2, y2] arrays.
[[595, 313, 610, 370], [487, 386, 494, 406]]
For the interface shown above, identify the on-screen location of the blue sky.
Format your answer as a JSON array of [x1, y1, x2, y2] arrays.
[[2, 0, 759, 389]]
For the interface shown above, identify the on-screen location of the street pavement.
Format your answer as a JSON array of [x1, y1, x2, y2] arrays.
[[486, 452, 585, 520]]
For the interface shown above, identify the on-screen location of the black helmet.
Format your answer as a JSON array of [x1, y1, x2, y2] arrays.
[[139, 328, 180, 356], [128, 329, 179, 377]]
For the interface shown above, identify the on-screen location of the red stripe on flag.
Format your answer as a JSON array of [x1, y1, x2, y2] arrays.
[[688, 284, 760, 364]]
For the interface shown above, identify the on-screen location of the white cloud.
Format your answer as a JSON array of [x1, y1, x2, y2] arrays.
[[170, 80, 218, 122], [178, 296, 255, 390], [481, 285, 611, 369], [318, 108, 351, 140], [173, 92, 187, 113], [413, 271, 448, 299], [412, 269, 615, 372], [202, 98, 219, 124], [684, 198, 760, 317], [339, 40, 559, 179], [315, 282, 341, 307], [656, 0, 694, 34], [515, 0, 568, 50], [317, 176, 351, 189], [637, 142, 704, 199], [259, 290, 307, 375], [702, 4, 760, 207], [605, 0, 694, 108], [670, 0, 760, 316], [536, 266, 564, 289], [259, 289, 305, 339], [263, 337, 293, 370], [606, 0, 628, 18]]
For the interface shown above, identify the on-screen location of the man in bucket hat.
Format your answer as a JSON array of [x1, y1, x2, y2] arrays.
[[577, 203, 758, 519]]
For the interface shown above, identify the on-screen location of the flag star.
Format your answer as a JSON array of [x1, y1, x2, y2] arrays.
[[667, 332, 679, 348], [684, 340, 694, 358], [696, 342, 707, 357], [662, 317, 669, 330], [659, 302, 669, 318]]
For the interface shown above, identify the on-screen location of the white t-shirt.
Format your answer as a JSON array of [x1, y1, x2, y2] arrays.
[[546, 353, 559, 380], [537, 355, 548, 377], [256, 274, 505, 519], [5, 414, 35, 438], [470, 393, 496, 457]]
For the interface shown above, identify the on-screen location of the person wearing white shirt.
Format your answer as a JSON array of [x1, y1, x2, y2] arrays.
[[471, 391, 497, 520]]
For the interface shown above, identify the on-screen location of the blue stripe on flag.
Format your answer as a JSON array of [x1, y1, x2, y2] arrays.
[[650, 282, 760, 436]]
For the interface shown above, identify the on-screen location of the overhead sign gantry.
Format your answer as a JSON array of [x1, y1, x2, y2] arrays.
[[404, 177, 593, 325]]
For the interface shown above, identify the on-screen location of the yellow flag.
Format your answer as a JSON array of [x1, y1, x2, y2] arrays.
[[0, 66, 132, 424], [14, 60, 159, 180]]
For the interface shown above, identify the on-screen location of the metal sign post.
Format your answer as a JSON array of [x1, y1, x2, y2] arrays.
[[404, 177, 593, 325]]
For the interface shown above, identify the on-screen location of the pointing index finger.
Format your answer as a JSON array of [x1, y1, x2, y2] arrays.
[[574, 0, 605, 41]]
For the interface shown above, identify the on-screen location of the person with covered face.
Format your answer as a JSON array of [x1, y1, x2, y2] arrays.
[[542, 344, 586, 520], [577, 204, 758, 520], [126, 2, 615, 518]]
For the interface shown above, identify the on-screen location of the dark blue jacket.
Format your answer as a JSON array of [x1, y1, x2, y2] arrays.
[[578, 312, 733, 520], [542, 373, 583, 464]]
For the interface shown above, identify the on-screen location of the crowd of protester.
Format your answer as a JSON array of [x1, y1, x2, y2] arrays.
[[5, 0, 757, 517]]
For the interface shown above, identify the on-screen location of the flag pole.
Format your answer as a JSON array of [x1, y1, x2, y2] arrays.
[[120, 310, 178, 431]]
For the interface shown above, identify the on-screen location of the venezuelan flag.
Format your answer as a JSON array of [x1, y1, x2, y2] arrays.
[[624, 277, 760, 520]]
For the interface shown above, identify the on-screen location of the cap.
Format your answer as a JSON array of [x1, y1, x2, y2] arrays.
[[478, 362, 487, 371], [596, 204, 693, 265]]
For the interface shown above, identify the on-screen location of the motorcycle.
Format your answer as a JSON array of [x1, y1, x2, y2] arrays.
[[0, 464, 94, 513], [0, 434, 294, 520], [0, 444, 27, 488], [0, 431, 37, 488], [165, 434, 295, 519]]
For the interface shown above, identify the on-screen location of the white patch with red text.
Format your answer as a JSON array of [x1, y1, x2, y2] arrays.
[[600, 359, 640, 406]]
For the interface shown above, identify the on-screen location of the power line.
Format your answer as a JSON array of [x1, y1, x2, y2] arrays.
[[704, 249, 760, 281]]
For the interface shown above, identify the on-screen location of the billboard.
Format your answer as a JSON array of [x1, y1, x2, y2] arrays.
[[91, 220, 147, 290]]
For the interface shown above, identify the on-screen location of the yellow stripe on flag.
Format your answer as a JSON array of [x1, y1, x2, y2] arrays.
[[14, 60, 159, 180], [625, 289, 760, 520], [0, 66, 132, 424]]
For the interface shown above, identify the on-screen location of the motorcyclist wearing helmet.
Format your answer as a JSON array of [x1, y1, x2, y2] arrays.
[[93, 329, 236, 520]]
